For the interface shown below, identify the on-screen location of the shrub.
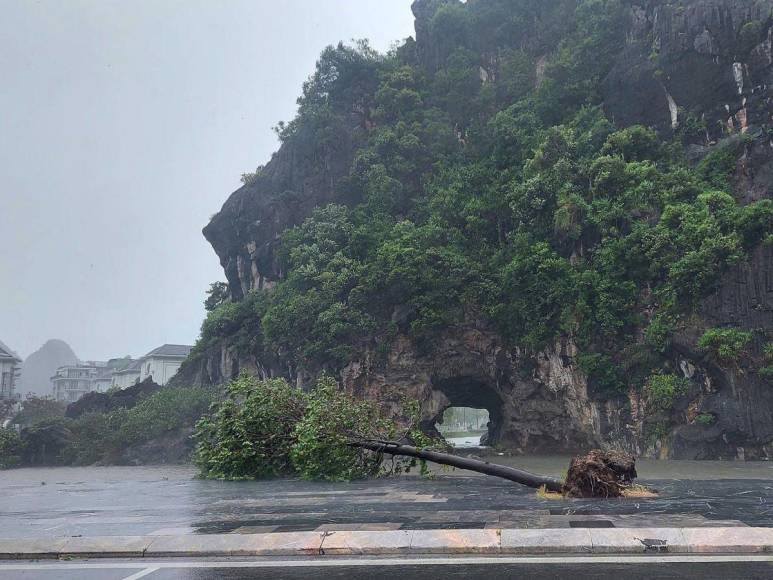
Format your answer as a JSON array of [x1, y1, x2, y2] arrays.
[[119, 387, 212, 446], [644, 373, 689, 411], [738, 20, 763, 54], [697, 143, 739, 189], [697, 327, 753, 365], [576, 352, 625, 393], [59, 412, 121, 465], [19, 418, 72, 465], [12, 398, 65, 427], [695, 413, 716, 426], [645, 313, 676, 352], [645, 421, 669, 446], [204, 282, 230, 312], [0, 427, 23, 469], [193, 375, 306, 479], [47, 387, 214, 466]]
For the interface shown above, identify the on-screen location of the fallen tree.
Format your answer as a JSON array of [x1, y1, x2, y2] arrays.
[[352, 439, 638, 497], [194, 373, 641, 498], [353, 438, 564, 492]]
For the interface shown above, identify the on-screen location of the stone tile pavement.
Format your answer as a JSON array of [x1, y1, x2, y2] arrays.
[[3, 466, 772, 540]]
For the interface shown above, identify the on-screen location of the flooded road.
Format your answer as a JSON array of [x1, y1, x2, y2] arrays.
[[1, 460, 772, 538]]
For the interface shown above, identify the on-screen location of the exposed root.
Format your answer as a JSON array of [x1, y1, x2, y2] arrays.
[[562, 449, 638, 498], [537, 483, 656, 500]]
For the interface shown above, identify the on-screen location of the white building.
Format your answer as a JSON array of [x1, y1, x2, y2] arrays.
[[51, 345, 192, 402], [51, 364, 101, 403], [93, 364, 115, 393], [111, 359, 142, 389], [138, 344, 192, 386], [0, 340, 22, 401]]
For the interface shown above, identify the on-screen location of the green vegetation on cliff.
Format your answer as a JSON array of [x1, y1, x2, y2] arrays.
[[195, 0, 772, 397], [200, 0, 773, 392]]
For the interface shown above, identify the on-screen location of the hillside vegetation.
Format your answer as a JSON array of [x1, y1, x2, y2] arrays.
[[197, 0, 772, 397]]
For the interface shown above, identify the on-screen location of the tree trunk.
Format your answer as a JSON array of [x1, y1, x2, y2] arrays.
[[353, 439, 564, 492]]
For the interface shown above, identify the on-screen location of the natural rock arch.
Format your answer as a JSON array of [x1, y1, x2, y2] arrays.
[[342, 328, 602, 454], [423, 376, 504, 445]]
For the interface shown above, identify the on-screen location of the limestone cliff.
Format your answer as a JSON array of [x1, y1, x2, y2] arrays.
[[186, 0, 773, 459]]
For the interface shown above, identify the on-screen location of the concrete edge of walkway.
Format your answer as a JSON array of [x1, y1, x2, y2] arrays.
[[1, 527, 773, 559]]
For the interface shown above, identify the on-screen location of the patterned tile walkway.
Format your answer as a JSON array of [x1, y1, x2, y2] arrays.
[[2, 465, 772, 538]]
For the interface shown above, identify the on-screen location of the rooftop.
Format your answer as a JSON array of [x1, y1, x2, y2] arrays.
[[113, 359, 142, 374], [144, 344, 193, 358], [0, 339, 22, 363]]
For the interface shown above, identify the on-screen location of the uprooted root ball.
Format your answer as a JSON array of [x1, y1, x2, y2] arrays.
[[562, 449, 638, 498]]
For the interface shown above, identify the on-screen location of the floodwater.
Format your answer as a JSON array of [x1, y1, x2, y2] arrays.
[[446, 435, 484, 448], [1, 460, 772, 538], [487, 454, 773, 480]]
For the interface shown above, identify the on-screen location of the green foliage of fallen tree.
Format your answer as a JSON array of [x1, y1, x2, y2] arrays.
[[193, 373, 410, 481], [290, 376, 396, 481], [193, 375, 305, 479]]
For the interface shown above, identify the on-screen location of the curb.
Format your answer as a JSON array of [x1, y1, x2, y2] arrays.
[[1, 527, 772, 559]]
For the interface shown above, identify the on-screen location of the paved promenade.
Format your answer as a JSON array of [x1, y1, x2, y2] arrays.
[[2, 464, 772, 540], [2, 465, 773, 580]]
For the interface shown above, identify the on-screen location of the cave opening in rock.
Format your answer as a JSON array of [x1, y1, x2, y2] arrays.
[[427, 376, 504, 448], [435, 407, 490, 448]]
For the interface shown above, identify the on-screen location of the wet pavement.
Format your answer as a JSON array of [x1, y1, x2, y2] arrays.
[[1, 460, 772, 538]]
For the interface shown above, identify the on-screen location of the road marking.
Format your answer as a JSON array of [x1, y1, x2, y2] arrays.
[[1, 555, 773, 571], [121, 568, 159, 580]]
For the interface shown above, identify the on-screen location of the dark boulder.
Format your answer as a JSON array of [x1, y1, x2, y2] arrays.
[[65, 377, 161, 419]]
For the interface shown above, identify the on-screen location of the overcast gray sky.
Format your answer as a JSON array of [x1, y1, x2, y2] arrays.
[[0, 0, 415, 361]]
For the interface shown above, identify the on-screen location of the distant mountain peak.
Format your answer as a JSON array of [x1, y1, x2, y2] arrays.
[[18, 339, 79, 397]]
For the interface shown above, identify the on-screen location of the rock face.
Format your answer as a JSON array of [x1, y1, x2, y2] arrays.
[[340, 330, 601, 454], [606, 1, 773, 132], [202, 88, 367, 301], [17, 339, 78, 397], [667, 243, 773, 460], [65, 377, 162, 419], [193, 0, 773, 459]]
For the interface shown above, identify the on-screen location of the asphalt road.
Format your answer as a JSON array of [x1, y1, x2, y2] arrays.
[[2, 556, 773, 580]]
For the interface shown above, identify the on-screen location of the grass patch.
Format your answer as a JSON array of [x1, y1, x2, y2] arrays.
[[622, 484, 658, 498], [536, 485, 565, 500], [536, 483, 658, 499]]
